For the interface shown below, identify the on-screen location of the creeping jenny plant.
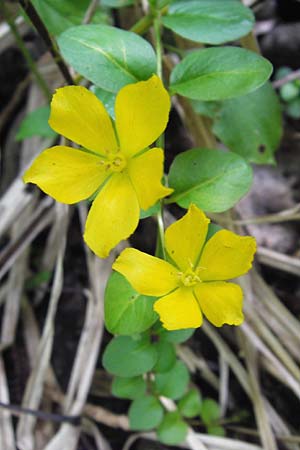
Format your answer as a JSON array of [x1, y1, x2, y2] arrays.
[[113, 204, 256, 330], [23, 75, 172, 258]]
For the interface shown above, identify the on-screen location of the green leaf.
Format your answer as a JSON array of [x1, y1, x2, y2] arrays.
[[206, 223, 222, 242], [200, 398, 221, 425], [162, 0, 254, 45], [58, 25, 157, 92], [140, 202, 161, 219], [213, 83, 282, 164], [157, 411, 188, 445], [102, 0, 134, 6], [129, 396, 164, 430], [91, 86, 116, 118], [16, 106, 57, 141], [31, 0, 108, 36], [207, 425, 225, 436], [153, 341, 176, 373], [168, 148, 252, 212], [170, 47, 272, 101], [102, 335, 158, 377], [286, 98, 300, 119], [104, 272, 158, 336], [154, 360, 189, 399], [178, 389, 202, 418], [159, 328, 195, 343], [280, 83, 299, 102], [111, 376, 146, 399]]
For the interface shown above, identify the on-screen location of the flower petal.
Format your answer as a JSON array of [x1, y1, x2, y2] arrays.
[[113, 248, 178, 296], [165, 204, 210, 271], [49, 86, 117, 154], [115, 75, 170, 157], [23, 146, 106, 204], [198, 230, 256, 281], [84, 173, 139, 258], [128, 147, 173, 210], [194, 281, 244, 327], [154, 287, 202, 330]]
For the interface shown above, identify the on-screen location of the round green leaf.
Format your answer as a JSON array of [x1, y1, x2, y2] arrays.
[[168, 148, 252, 212], [280, 83, 299, 102], [58, 24, 156, 92], [159, 328, 195, 343], [201, 398, 221, 425], [178, 389, 202, 418], [162, 0, 254, 45], [213, 83, 283, 164], [104, 272, 158, 336], [154, 360, 189, 399], [16, 106, 57, 141], [102, 335, 158, 377], [286, 98, 300, 119], [153, 341, 176, 373], [170, 47, 272, 101], [208, 425, 225, 436], [157, 411, 188, 445], [111, 376, 146, 399], [129, 396, 164, 430]]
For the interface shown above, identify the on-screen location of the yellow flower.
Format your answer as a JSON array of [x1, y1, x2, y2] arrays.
[[113, 204, 256, 330], [23, 75, 173, 258]]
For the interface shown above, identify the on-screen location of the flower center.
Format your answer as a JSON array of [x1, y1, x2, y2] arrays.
[[100, 151, 127, 173], [179, 268, 201, 287]]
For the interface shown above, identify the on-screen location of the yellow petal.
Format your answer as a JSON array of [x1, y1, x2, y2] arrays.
[[194, 281, 244, 327], [23, 146, 106, 204], [113, 248, 178, 296], [115, 75, 170, 157], [84, 173, 139, 258], [165, 204, 210, 271], [128, 147, 173, 210], [49, 86, 117, 154], [198, 230, 256, 281], [154, 287, 202, 330]]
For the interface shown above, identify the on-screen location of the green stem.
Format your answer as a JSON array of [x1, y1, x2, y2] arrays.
[[1, 3, 51, 101], [155, 202, 166, 259]]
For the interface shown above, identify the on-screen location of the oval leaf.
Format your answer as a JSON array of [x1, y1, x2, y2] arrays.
[[170, 47, 272, 101], [153, 341, 176, 373], [178, 389, 202, 418], [154, 360, 190, 400], [162, 0, 254, 45], [212, 82, 283, 164], [168, 148, 253, 212], [58, 24, 157, 92], [157, 411, 188, 445], [129, 396, 164, 430], [102, 335, 158, 377], [105, 272, 158, 335], [112, 376, 146, 399]]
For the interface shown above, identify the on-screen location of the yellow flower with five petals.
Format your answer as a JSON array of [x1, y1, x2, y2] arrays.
[[23, 75, 173, 258], [113, 204, 256, 330]]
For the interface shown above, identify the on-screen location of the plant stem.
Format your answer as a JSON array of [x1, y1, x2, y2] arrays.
[[1, 2, 51, 101], [18, 0, 74, 85], [155, 203, 166, 259]]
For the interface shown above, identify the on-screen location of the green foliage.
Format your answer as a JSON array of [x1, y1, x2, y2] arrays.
[[162, 0, 254, 45], [170, 47, 272, 101], [129, 396, 164, 430], [58, 25, 156, 92], [280, 83, 299, 102], [102, 0, 134, 7], [207, 425, 225, 436], [104, 272, 158, 335], [213, 82, 282, 164], [16, 106, 57, 141], [178, 388, 202, 418], [153, 340, 176, 373], [154, 360, 190, 399], [31, 0, 108, 36], [92, 86, 116, 118], [111, 376, 146, 399], [286, 98, 300, 119], [157, 411, 188, 445], [200, 398, 221, 425], [102, 335, 158, 377], [168, 148, 252, 212], [159, 328, 195, 343]]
